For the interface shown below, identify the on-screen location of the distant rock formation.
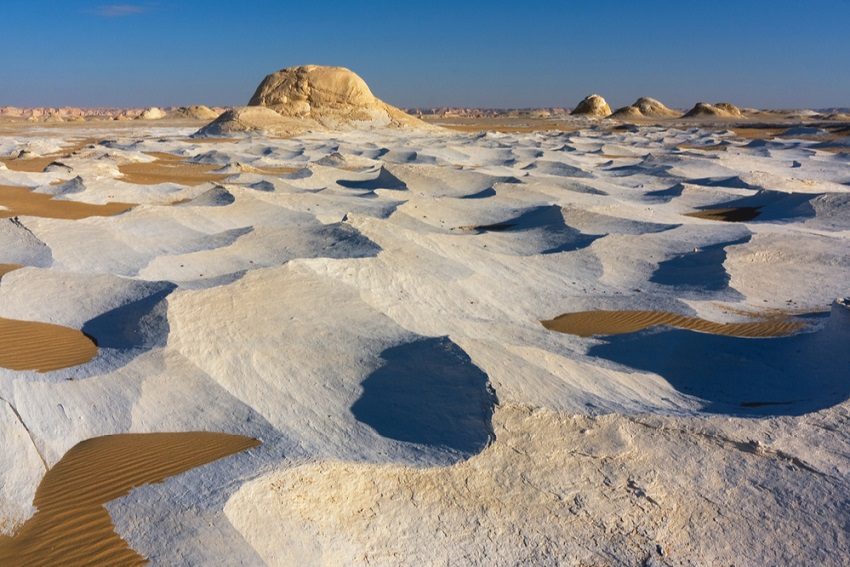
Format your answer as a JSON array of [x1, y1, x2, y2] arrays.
[[170, 105, 221, 120], [0, 106, 227, 123], [405, 107, 569, 119], [611, 97, 679, 119], [570, 94, 612, 117], [683, 102, 743, 118], [137, 107, 166, 120]]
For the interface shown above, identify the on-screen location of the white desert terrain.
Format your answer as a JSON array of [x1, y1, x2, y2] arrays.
[[1, 66, 849, 566]]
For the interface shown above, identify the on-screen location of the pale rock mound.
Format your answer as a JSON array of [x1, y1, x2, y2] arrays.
[[611, 97, 679, 120], [170, 105, 221, 120], [248, 65, 425, 129], [197, 65, 429, 136], [637, 97, 678, 117], [683, 102, 743, 118], [137, 107, 166, 120], [570, 94, 612, 117], [195, 106, 310, 137]]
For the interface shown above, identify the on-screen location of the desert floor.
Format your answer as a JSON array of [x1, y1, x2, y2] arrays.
[[0, 117, 849, 566]]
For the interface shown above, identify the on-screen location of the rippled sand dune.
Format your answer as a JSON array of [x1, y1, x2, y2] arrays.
[[0, 115, 849, 565], [542, 309, 804, 337], [0, 317, 97, 372], [0, 432, 259, 566]]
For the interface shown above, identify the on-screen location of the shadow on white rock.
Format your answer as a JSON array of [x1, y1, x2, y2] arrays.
[[351, 336, 496, 458]]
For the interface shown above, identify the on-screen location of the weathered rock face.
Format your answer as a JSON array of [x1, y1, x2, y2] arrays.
[[247, 65, 424, 129], [570, 94, 612, 117], [683, 101, 743, 118]]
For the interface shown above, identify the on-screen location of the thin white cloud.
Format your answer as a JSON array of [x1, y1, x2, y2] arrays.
[[93, 4, 146, 17]]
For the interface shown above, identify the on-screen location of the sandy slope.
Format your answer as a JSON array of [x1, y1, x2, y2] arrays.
[[0, 119, 848, 565]]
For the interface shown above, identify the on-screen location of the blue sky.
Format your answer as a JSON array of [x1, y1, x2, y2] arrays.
[[2, 0, 848, 109]]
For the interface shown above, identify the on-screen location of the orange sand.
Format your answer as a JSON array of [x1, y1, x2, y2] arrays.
[[0, 185, 133, 220], [685, 207, 761, 222], [0, 138, 98, 173], [117, 152, 228, 186], [0, 317, 97, 372], [0, 264, 23, 279], [0, 432, 260, 566], [542, 310, 803, 338]]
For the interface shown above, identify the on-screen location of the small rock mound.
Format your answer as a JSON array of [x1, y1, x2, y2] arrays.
[[195, 106, 311, 137], [137, 107, 166, 120], [610, 97, 679, 119], [683, 102, 743, 119], [248, 65, 425, 129], [635, 97, 678, 117], [170, 105, 221, 120], [570, 94, 612, 117]]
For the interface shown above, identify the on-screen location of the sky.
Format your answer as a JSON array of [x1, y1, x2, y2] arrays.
[[1, 0, 849, 110]]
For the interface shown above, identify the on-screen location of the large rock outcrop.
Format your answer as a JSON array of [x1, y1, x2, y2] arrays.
[[197, 65, 427, 137], [248, 65, 422, 128]]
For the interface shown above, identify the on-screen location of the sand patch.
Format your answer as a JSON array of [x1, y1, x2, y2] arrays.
[[685, 207, 761, 222], [677, 143, 728, 152], [0, 316, 97, 372], [0, 432, 259, 566], [231, 164, 299, 175], [0, 264, 23, 279], [436, 120, 581, 133], [118, 152, 228, 186], [0, 184, 133, 220], [0, 138, 98, 173], [178, 137, 235, 144], [542, 309, 803, 338], [730, 127, 787, 140]]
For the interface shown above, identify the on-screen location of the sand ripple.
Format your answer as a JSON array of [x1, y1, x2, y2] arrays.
[[542, 310, 803, 338], [0, 317, 97, 372], [0, 432, 259, 566]]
